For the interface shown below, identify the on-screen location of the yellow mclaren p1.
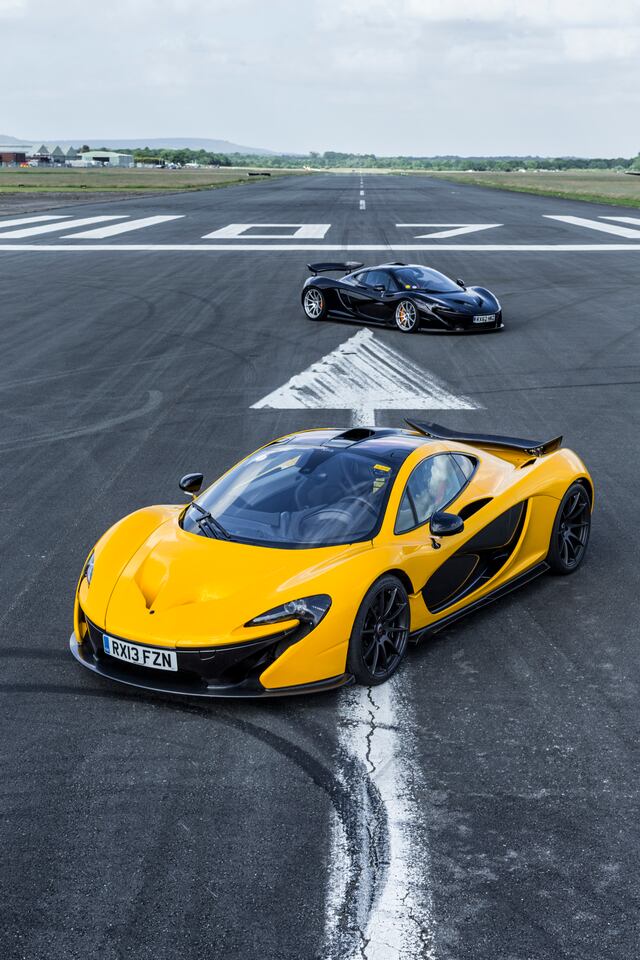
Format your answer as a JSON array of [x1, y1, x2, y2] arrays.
[[71, 421, 594, 698]]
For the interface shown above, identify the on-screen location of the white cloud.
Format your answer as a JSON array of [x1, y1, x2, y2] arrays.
[[0, 0, 638, 155]]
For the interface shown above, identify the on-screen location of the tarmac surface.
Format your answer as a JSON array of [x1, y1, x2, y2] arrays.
[[0, 174, 638, 960]]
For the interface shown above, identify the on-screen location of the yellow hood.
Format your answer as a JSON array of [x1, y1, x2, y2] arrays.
[[102, 510, 368, 648]]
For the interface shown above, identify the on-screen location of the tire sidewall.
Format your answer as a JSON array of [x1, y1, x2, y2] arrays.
[[547, 482, 591, 575], [346, 574, 409, 685]]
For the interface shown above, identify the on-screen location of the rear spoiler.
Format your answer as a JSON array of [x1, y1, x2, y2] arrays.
[[405, 419, 563, 457], [307, 261, 363, 276]]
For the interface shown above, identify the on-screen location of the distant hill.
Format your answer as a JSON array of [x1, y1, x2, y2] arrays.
[[4, 136, 275, 155]]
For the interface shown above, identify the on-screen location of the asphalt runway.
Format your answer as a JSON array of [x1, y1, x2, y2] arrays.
[[1, 174, 638, 960]]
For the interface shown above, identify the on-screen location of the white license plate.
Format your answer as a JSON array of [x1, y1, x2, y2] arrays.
[[103, 634, 177, 671], [473, 314, 496, 324]]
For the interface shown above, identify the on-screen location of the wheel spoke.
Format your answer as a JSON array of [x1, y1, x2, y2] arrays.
[[381, 588, 397, 618]]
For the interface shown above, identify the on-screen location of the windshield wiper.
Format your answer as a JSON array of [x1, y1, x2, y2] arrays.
[[188, 501, 230, 540]]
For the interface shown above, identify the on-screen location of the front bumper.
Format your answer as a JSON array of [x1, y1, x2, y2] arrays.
[[428, 308, 503, 332], [70, 619, 352, 699]]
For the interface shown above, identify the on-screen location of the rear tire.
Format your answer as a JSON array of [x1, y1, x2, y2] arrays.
[[395, 300, 419, 333], [302, 286, 328, 321], [347, 575, 410, 686], [547, 483, 591, 575]]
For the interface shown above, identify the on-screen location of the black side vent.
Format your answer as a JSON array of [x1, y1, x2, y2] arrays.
[[458, 498, 493, 521]]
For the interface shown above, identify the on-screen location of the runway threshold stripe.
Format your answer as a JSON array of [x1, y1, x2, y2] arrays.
[[544, 215, 640, 239], [64, 215, 185, 238], [601, 215, 640, 227], [0, 216, 127, 238], [3, 243, 640, 252], [0, 215, 71, 230]]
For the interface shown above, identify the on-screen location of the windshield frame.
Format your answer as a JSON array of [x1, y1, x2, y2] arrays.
[[393, 266, 461, 294], [180, 442, 405, 550]]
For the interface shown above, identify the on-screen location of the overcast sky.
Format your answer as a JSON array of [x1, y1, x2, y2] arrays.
[[1, 0, 639, 156]]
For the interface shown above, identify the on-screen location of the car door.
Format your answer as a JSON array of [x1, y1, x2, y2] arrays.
[[395, 453, 528, 617], [337, 269, 390, 322], [356, 269, 398, 322]]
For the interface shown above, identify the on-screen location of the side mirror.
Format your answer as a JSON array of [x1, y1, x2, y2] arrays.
[[430, 511, 464, 537], [373, 284, 386, 292], [456, 278, 465, 288], [179, 472, 203, 497]]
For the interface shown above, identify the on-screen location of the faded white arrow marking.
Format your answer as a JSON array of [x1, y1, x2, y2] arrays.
[[396, 223, 502, 239], [252, 328, 478, 425]]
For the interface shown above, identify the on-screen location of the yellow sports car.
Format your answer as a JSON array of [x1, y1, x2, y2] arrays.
[[71, 421, 593, 697]]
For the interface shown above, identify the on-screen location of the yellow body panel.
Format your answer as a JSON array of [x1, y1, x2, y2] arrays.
[[73, 432, 593, 692]]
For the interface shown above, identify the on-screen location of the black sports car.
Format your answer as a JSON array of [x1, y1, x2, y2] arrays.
[[301, 262, 503, 333]]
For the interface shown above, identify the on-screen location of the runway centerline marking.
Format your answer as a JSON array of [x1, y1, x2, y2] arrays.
[[0, 215, 127, 238], [64, 215, 185, 239], [397, 222, 502, 239], [325, 682, 436, 959], [202, 222, 331, 239], [0, 215, 71, 230], [544, 214, 640, 239], [253, 330, 453, 957], [360, 199, 366, 211]]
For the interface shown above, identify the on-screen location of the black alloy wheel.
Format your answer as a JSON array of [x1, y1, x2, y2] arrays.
[[547, 483, 591, 574], [347, 575, 410, 685]]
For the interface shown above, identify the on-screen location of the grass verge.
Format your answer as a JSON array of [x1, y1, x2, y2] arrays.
[[416, 170, 640, 208]]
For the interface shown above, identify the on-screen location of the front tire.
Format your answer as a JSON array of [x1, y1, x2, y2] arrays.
[[302, 286, 327, 321], [347, 575, 410, 685], [395, 299, 419, 333], [547, 483, 591, 575]]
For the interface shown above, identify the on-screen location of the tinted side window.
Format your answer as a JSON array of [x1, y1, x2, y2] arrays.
[[395, 455, 466, 533], [453, 454, 476, 481], [364, 270, 388, 288]]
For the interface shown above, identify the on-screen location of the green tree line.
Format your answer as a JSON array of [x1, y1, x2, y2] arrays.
[[113, 145, 640, 171]]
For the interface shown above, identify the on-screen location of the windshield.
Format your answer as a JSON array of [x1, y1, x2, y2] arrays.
[[394, 266, 461, 293], [182, 443, 401, 548]]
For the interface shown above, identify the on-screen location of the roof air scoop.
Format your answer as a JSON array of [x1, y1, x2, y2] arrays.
[[331, 427, 377, 443]]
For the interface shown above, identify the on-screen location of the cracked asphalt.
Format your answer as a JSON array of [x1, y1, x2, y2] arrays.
[[1, 174, 639, 959]]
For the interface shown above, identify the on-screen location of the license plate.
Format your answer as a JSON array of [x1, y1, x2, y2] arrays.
[[103, 634, 177, 671], [473, 314, 496, 324]]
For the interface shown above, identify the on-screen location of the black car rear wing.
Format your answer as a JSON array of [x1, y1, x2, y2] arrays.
[[405, 419, 563, 457], [307, 261, 363, 276]]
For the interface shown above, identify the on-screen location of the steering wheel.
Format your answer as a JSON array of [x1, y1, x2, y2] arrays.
[[337, 496, 379, 519], [297, 507, 354, 539]]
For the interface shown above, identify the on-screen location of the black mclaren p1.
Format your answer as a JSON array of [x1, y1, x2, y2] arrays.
[[301, 262, 503, 333]]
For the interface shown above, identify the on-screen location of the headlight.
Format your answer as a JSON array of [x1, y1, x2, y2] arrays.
[[83, 551, 95, 585], [246, 594, 331, 629]]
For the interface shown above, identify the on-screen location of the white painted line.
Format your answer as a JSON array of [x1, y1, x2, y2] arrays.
[[202, 222, 331, 239], [0, 215, 127, 239], [3, 243, 640, 252], [252, 328, 477, 424], [64, 215, 184, 239], [544, 214, 640, 239], [600, 215, 640, 227], [0, 215, 71, 230], [324, 682, 436, 959], [360, 189, 365, 196], [397, 223, 502, 239], [359, 200, 366, 211]]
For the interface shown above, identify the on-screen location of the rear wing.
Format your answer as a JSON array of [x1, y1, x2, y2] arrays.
[[307, 261, 363, 276], [405, 419, 563, 457]]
